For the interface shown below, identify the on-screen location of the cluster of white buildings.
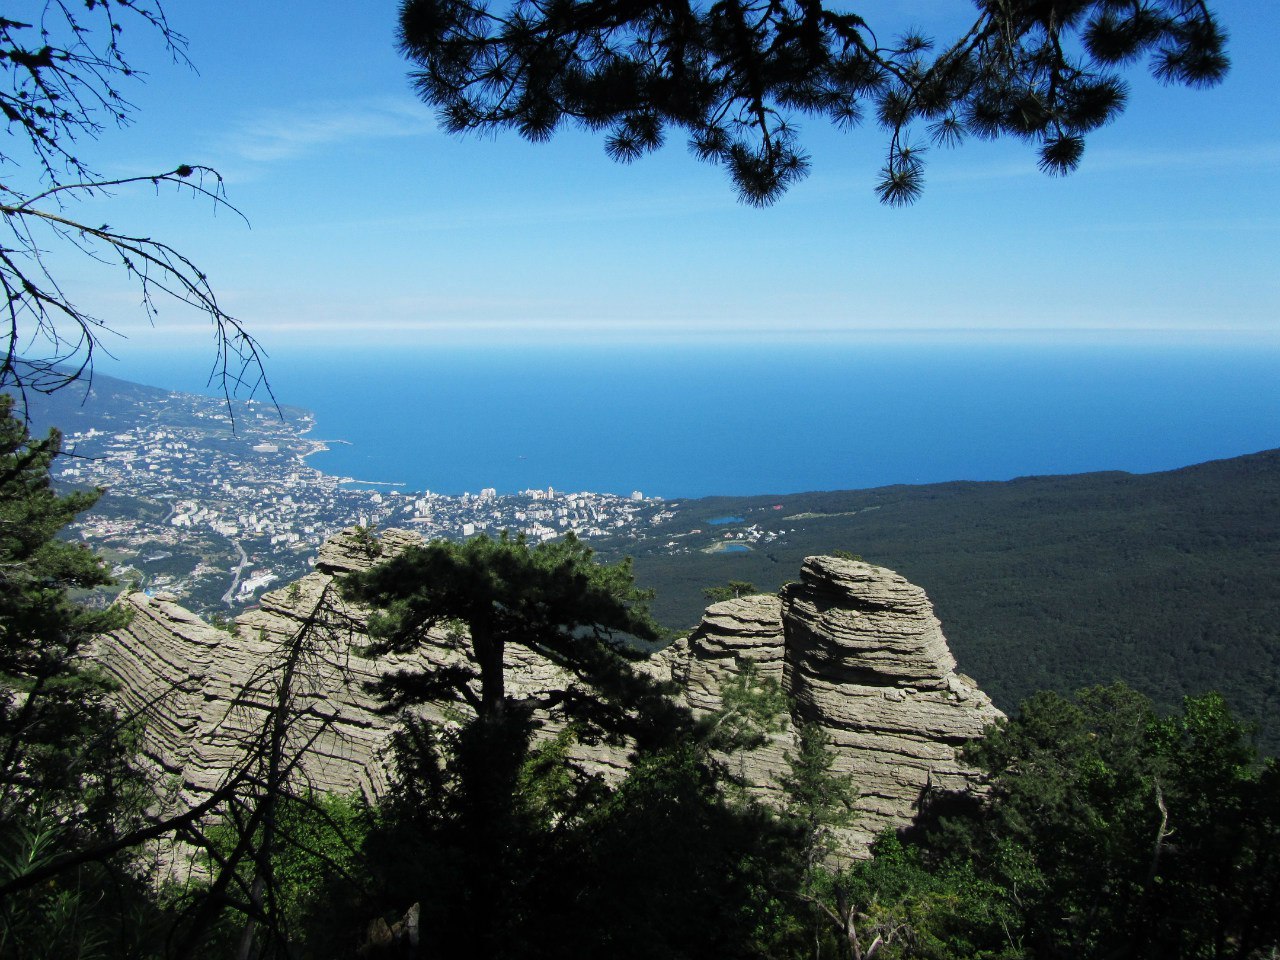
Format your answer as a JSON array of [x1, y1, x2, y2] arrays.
[[52, 393, 671, 612]]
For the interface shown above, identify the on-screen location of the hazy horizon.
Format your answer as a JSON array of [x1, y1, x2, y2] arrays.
[[88, 340, 1280, 499]]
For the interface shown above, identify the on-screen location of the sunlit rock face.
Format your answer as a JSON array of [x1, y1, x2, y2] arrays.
[[92, 527, 629, 840], [782, 558, 1001, 849], [92, 532, 1000, 859], [658, 557, 1001, 853]]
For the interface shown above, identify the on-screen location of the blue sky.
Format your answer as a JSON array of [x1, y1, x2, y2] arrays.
[[30, 0, 1280, 355]]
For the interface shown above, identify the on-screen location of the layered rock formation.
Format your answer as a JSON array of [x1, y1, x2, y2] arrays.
[[91, 527, 630, 828], [90, 529, 1001, 858], [655, 557, 1001, 850]]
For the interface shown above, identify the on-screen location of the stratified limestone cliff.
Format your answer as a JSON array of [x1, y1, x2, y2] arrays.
[[90, 530, 1000, 858], [93, 583, 390, 819], [91, 527, 628, 828], [654, 556, 1001, 851], [658, 595, 796, 806]]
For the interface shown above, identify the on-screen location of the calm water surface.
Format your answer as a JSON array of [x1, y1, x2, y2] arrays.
[[100, 342, 1280, 499]]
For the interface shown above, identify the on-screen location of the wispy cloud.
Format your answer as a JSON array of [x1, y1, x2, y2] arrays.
[[1084, 142, 1280, 173], [1071, 216, 1280, 234], [221, 97, 437, 163], [926, 141, 1280, 186]]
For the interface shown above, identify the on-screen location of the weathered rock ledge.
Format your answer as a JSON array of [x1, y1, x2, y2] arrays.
[[90, 529, 1002, 857]]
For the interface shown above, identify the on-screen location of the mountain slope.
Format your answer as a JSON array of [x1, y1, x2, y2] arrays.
[[608, 451, 1280, 750]]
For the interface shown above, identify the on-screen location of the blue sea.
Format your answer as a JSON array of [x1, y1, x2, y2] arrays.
[[99, 342, 1280, 499]]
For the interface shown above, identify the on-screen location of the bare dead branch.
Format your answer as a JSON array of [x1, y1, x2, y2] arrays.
[[1, 166, 272, 415]]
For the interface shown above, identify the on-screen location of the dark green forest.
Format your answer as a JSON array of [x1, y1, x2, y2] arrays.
[[604, 450, 1280, 751]]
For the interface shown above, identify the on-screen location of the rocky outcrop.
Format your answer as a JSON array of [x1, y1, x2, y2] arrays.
[[90, 530, 1001, 859], [654, 556, 1001, 851], [91, 584, 391, 822], [89, 591, 233, 799], [657, 595, 796, 806], [91, 527, 630, 834]]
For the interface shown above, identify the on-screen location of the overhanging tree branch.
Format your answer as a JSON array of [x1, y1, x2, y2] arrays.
[[1, 165, 272, 409], [0, 2, 269, 407], [398, 0, 1228, 204]]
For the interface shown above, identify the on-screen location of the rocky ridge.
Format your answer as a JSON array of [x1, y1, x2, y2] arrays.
[[91, 528, 1002, 857]]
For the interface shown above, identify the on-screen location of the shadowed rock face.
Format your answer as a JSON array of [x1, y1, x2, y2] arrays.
[[90, 531, 1000, 858]]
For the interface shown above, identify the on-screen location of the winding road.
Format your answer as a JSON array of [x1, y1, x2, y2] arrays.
[[221, 539, 249, 606]]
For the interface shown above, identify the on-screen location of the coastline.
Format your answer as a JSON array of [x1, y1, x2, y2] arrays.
[[297, 428, 406, 492], [217, 343, 1280, 500], [284, 410, 375, 491]]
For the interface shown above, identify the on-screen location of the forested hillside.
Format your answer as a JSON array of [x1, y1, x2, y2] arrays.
[[607, 450, 1280, 750]]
